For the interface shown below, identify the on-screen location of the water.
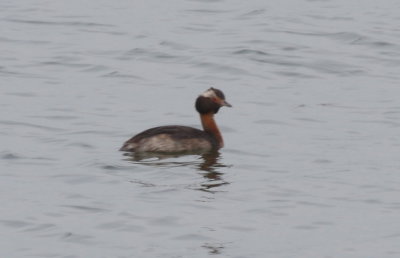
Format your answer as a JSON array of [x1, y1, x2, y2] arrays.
[[1, 0, 400, 257]]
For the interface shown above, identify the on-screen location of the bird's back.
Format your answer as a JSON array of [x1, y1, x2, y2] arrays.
[[120, 125, 217, 153]]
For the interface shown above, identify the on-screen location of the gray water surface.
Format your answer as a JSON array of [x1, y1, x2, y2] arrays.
[[2, 0, 400, 257]]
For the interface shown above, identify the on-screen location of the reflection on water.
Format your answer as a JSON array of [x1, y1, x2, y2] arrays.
[[202, 242, 225, 255], [122, 150, 230, 192], [197, 151, 230, 193]]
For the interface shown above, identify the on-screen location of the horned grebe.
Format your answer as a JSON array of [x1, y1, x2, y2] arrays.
[[120, 88, 231, 153]]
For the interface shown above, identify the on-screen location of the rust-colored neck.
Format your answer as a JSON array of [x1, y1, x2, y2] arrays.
[[200, 113, 224, 148]]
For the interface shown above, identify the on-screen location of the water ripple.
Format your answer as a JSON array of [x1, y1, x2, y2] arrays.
[[233, 49, 270, 56], [6, 18, 115, 28], [0, 120, 64, 132], [61, 205, 109, 213], [0, 219, 32, 229], [0, 36, 50, 45], [1, 152, 22, 160]]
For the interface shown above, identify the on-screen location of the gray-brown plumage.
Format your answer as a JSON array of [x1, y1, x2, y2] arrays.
[[120, 88, 231, 153]]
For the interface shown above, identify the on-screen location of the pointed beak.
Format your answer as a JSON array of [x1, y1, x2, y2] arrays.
[[222, 100, 232, 107]]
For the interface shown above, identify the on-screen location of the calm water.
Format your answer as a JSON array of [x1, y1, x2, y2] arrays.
[[1, 0, 400, 257]]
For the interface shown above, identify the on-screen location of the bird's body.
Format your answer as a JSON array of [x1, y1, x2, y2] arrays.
[[120, 88, 231, 153]]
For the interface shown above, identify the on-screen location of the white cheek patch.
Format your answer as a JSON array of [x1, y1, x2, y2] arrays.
[[201, 89, 216, 98]]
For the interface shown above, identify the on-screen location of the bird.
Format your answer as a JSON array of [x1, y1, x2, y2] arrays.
[[120, 87, 231, 153]]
